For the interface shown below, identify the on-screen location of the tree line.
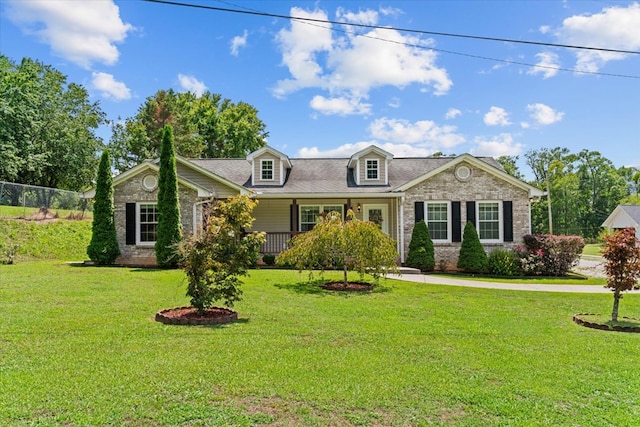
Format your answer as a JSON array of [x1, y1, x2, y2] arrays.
[[1, 55, 638, 238]]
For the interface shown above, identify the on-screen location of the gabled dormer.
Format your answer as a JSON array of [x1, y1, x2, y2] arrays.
[[347, 145, 393, 186], [246, 146, 292, 186]]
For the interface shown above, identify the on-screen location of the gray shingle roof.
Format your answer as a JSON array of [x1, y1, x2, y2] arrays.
[[620, 205, 640, 223], [189, 156, 502, 195]]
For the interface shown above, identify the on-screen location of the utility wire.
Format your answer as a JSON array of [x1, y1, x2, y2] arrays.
[[144, 0, 640, 55]]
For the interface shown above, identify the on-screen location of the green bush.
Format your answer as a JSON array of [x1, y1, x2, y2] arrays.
[[488, 248, 519, 276], [262, 254, 276, 265], [405, 220, 435, 271], [155, 125, 183, 268], [457, 222, 488, 273], [86, 151, 120, 265]]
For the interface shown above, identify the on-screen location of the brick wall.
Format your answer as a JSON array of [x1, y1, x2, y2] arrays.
[[402, 162, 531, 268], [113, 172, 198, 266]]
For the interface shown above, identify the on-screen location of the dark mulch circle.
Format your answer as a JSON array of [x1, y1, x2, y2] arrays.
[[573, 313, 640, 333], [320, 281, 374, 292], [155, 306, 237, 325]]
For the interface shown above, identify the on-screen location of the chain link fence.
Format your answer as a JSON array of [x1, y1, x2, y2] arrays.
[[0, 181, 91, 219]]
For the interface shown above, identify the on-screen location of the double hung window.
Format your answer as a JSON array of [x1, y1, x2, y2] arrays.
[[425, 202, 449, 241], [478, 202, 500, 241], [299, 204, 344, 231], [138, 203, 159, 244]]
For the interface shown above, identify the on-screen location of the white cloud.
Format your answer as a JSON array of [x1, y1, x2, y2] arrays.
[[5, 0, 133, 68], [230, 30, 248, 56], [527, 103, 564, 125], [555, 3, 640, 72], [91, 72, 130, 101], [484, 106, 511, 126], [445, 108, 462, 119], [336, 7, 379, 25], [177, 74, 207, 96], [539, 25, 551, 34], [528, 52, 560, 79], [470, 133, 524, 157], [273, 6, 452, 111], [309, 95, 372, 116], [388, 97, 401, 108], [369, 117, 465, 149]]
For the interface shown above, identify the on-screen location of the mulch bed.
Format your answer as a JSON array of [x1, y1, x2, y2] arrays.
[[155, 306, 237, 325], [320, 281, 374, 292], [573, 313, 640, 333]]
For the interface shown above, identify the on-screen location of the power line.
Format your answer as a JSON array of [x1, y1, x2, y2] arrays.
[[143, 0, 640, 79], [144, 0, 640, 55]]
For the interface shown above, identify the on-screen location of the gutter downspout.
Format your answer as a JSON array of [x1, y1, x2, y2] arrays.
[[399, 194, 405, 263], [193, 198, 213, 234]]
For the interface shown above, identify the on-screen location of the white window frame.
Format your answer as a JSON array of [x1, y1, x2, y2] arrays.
[[261, 159, 274, 181], [477, 200, 502, 243], [365, 158, 379, 180], [299, 204, 344, 231], [136, 202, 159, 246], [425, 201, 451, 242]]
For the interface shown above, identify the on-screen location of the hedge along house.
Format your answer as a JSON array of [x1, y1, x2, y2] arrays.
[[85, 145, 545, 267]]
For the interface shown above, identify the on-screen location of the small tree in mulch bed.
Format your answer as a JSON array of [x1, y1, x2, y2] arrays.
[[87, 150, 120, 265], [602, 227, 640, 322], [406, 220, 435, 272], [457, 221, 488, 273], [178, 195, 265, 314], [276, 210, 398, 288]]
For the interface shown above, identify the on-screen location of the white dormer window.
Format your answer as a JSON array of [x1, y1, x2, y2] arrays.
[[261, 159, 274, 181], [366, 159, 379, 180]]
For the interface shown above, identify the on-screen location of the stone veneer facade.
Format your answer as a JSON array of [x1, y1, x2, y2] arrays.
[[113, 172, 200, 266], [401, 162, 531, 268]]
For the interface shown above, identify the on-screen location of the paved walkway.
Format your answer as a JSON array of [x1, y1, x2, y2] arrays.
[[388, 257, 640, 294], [386, 273, 615, 293]]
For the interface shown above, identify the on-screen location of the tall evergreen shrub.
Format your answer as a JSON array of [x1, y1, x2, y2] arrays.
[[155, 125, 182, 268], [405, 220, 435, 271], [87, 150, 120, 264], [457, 221, 488, 273]]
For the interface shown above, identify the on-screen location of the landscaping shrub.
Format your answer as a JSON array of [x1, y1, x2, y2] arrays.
[[262, 254, 276, 265], [519, 234, 585, 276], [457, 222, 488, 273], [155, 125, 183, 268], [487, 248, 520, 276], [86, 151, 120, 265], [405, 220, 435, 271]]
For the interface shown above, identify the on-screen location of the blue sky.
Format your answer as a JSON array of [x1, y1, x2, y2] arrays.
[[2, 0, 639, 175]]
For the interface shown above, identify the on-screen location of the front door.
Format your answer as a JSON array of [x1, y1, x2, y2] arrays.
[[364, 204, 388, 234]]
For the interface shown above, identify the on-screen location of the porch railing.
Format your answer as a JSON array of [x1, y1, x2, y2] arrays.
[[260, 231, 297, 254]]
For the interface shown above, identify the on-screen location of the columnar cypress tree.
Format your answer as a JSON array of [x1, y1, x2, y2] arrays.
[[457, 221, 488, 273], [87, 150, 120, 264], [155, 125, 182, 268], [406, 220, 435, 271]]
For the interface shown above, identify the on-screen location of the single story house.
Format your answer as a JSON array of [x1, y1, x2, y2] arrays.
[[601, 204, 640, 239], [87, 145, 545, 267]]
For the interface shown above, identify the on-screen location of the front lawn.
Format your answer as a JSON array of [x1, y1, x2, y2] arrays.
[[1, 263, 639, 426]]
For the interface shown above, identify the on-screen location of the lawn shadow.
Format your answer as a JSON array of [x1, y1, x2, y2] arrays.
[[274, 279, 391, 296]]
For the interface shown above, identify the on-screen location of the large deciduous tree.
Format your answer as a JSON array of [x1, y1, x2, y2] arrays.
[[87, 151, 120, 265], [155, 126, 182, 268], [0, 55, 104, 195], [108, 89, 268, 172], [602, 228, 640, 322]]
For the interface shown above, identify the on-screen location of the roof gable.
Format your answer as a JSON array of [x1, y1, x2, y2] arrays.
[[394, 154, 545, 198], [347, 145, 394, 168], [247, 146, 292, 168], [602, 204, 640, 228]]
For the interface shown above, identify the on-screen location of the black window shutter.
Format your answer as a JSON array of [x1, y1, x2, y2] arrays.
[[452, 201, 461, 242], [415, 201, 424, 223], [503, 201, 513, 242], [290, 204, 298, 232], [125, 203, 136, 245], [466, 201, 476, 228]]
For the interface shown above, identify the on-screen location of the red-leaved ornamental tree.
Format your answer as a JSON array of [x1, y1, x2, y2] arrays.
[[602, 227, 640, 322]]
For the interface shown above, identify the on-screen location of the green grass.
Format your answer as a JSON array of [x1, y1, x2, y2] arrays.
[[582, 243, 603, 257], [1, 263, 639, 426], [0, 204, 91, 220], [0, 218, 92, 262]]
